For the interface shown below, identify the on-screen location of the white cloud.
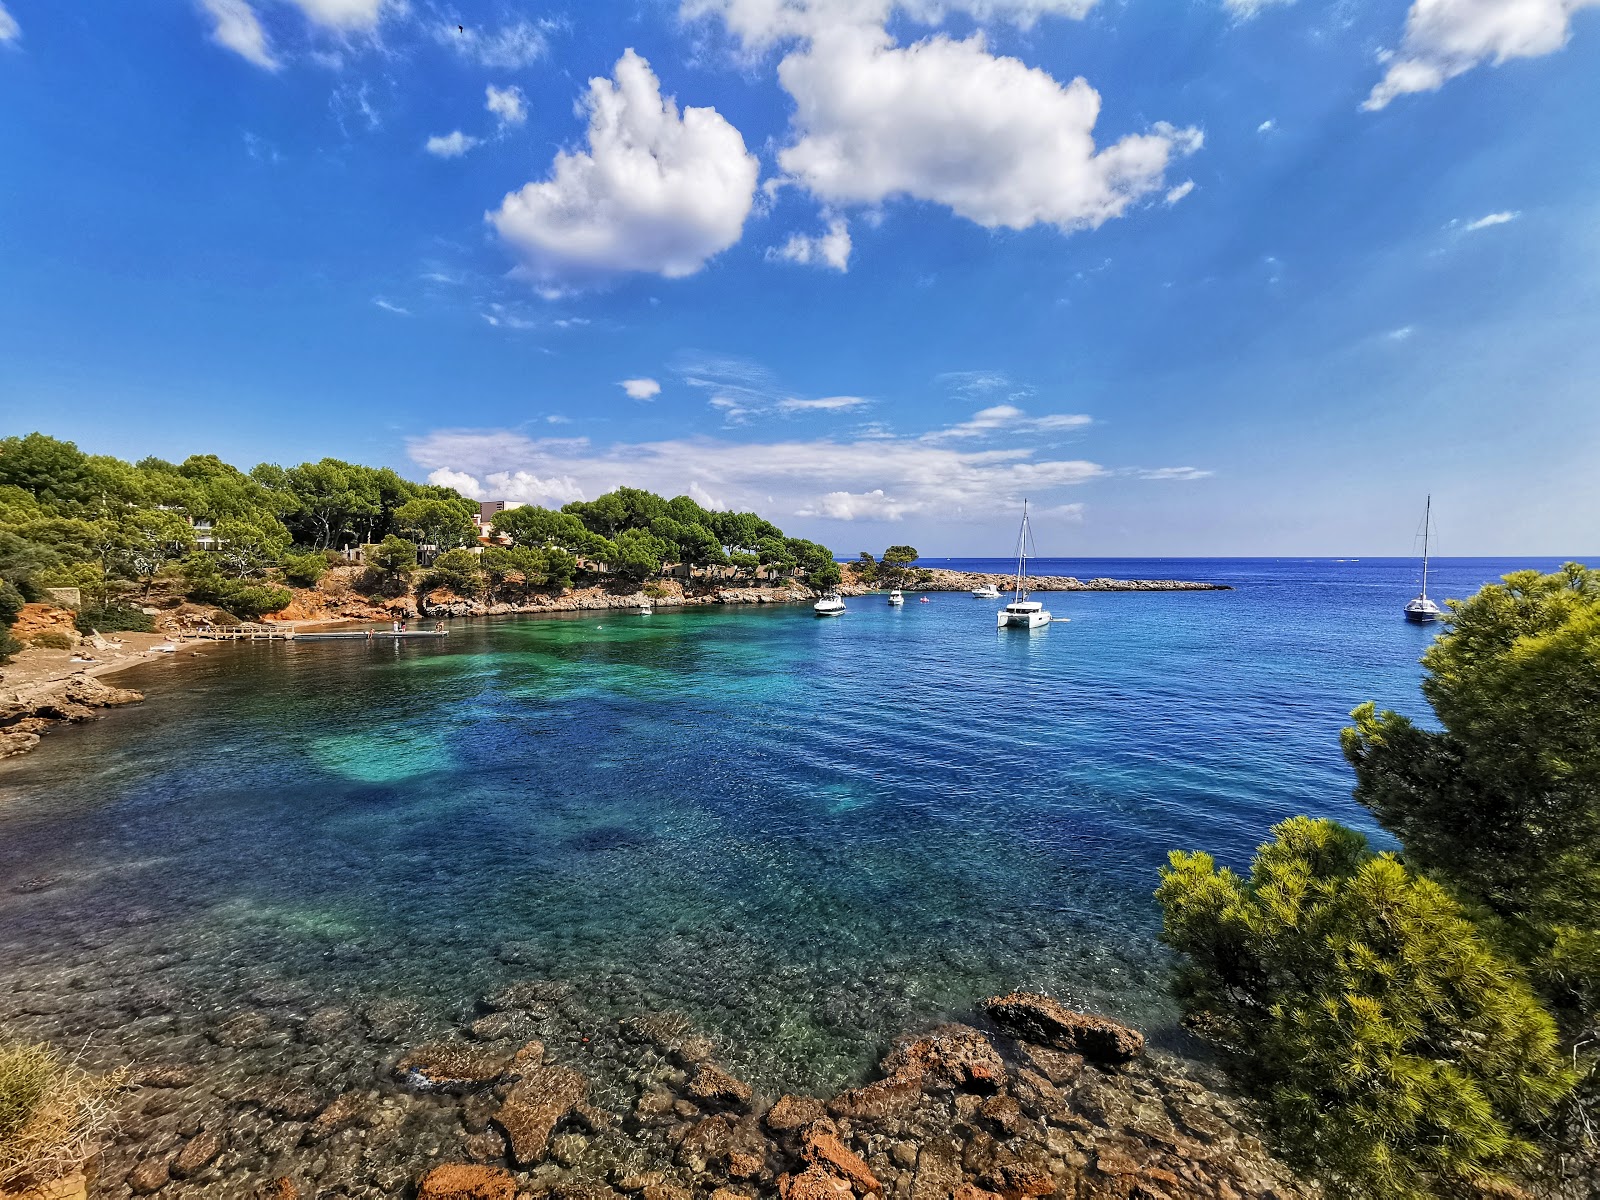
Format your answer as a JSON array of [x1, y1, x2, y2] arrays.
[[0, 2, 17, 42], [768, 217, 852, 271], [1364, 0, 1600, 110], [425, 131, 480, 158], [488, 50, 760, 283], [621, 377, 663, 400], [1463, 210, 1519, 231], [773, 24, 1201, 235], [438, 20, 550, 68], [199, 0, 277, 69], [1135, 466, 1212, 480], [408, 426, 1109, 524], [373, 298, 410, 315], [682, 0, 1097, 52], [486, 84, 527, 128], [928, 404, 1093, 440], [1257, 118, 1276, 133], [1386, 325, 1415, 341], [1224, 0, 1295, 17], [1165, 180, 1195, 206], [777, 395, 869, 411], [287, 0, 388, 33]]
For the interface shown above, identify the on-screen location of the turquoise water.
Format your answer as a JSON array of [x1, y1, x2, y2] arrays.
[[0, 557, 1578, 1093]]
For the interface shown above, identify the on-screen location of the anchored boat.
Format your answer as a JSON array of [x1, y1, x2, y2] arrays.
[[972, 583, 1000, 599], [813, 591, 846, 617], [1404, 495, 1442, 623], [998, 501, 1054, 630], [887, 589, 904, 606]]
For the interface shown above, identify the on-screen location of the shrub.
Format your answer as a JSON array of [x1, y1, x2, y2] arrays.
[[642, 583, 670, 599], [26, 631, 74, 650], [1157, 816, 1573, 1200], [0, 1040, 123, 1190], [281, 552, 327, 588], [422, 547, 482, 597], [73, 607, 154, 635], [0, 579, 22, 630]]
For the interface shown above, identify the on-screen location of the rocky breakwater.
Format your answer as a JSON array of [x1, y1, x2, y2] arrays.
[[857, 570, 1231, 595], [0, 672, 143, 759], [418, 583, 813, 619]]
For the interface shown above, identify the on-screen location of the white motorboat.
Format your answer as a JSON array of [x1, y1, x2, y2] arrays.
[[972, 583, 1000, 599], [997, 501, 1054, 629], [635, 603, 653, 615], [887, 589, 904, 605], [813, 592, 846, 617], [1404, 495, 1442, 623]]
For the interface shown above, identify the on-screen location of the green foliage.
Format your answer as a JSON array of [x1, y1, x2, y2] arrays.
[[422, 547, 482, 596], [854, 552, 879, 583], [180, 555, 290, 618], [882, 544, 918, 568], [368, 534, 418, 579], [394, 497, 477, 553], [281, 552, 327, 588], [26, 631, 75, 650], [0, 580, 23, 629], [1342, 562, 1600, 1007], [1158, 816, 1573, 1199], [0, 1041, 56, 1145], [492, 506, 591, 551], [74, 606, 154, 635], [212, 514, 291, 579], [608, 528, 669, 581]]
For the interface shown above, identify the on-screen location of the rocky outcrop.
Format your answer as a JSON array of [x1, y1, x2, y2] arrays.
[[0, 672, 144, 758], [983, 992, 1146, 1065], [841, 566, 1231, 595], [10, 604, 80, 646], [395, 1042, 521, 1093], [494, 1063, 588, 1165], [416, 1163, 517, 1200]]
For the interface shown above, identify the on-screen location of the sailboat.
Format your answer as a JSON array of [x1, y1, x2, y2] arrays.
[[998, 501, 1054, 629], [1404, 495, 1443, 623]]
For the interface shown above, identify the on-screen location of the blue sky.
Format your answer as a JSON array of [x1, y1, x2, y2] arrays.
[[1, 0, 1597, 556]]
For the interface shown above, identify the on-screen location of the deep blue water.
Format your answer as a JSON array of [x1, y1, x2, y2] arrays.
[[0, 556, 1580, 1092]]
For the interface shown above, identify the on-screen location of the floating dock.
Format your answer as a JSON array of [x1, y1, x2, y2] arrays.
[[176, 627, 448, 642]]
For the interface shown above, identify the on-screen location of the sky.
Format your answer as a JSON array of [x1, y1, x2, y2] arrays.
[[1, 0, 1598, 557]]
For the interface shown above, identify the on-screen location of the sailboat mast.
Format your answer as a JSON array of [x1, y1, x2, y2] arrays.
[[1013, 500, 1029, 603], [1421, 494, 1431, 601]]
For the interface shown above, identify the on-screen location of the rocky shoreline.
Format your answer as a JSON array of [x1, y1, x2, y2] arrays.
[[0, 962, 1313, 1200], [884, 569, 1231, 594]]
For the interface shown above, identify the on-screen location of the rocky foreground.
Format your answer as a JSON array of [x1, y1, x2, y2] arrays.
[[0, 671, 143, 760], [32, 986, 1315, 1200]]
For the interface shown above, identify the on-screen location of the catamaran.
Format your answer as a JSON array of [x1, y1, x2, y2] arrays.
[[1404, 495, 1442, 623], [814, 591, 846, 617], [998, 501, 1054, 629]]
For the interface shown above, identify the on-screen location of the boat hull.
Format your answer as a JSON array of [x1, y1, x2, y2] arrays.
[[1404, 598, 1442, 623], [998, 610, 1052, 629]]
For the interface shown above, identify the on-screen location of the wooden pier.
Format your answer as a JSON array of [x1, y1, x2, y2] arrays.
[[176, 627, 448, 642]]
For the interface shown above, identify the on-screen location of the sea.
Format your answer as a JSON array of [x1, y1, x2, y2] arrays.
[[0, 556, 1582, 1097]]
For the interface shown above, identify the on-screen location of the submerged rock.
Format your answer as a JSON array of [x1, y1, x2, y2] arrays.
[[494, 1063, 588, 1165], [983, 992, 1145, 1065], [395, 1042, 518, 1093], [416, 1163, 517, 1200], [687, 1062, 753, 1109]]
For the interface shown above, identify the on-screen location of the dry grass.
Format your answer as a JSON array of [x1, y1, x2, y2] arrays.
[[0, 1042, 124, 1190]]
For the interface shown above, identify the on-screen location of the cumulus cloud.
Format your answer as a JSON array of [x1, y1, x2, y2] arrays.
[[621, 377, 663, 400], [486, 84, 527, 128], [199, 0, 277, 68], [768, 217, 852, 271], [408, 426, 1109, 524], [1364, 0, 1600, 110], [1462, 210, 1519, 231], [425, 130, 480, 158], [439, 20, 549, 69], [773, 24, 1201, 234], [1257, 118, 1275, 133], [488, 50, 760, 284]]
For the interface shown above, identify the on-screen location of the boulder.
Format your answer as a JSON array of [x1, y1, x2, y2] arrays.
[[304, 1092, 367, 1143], [171, 1129, 223, 1177], [416, 1163, 517, 1200], [879, 1024, 1006, 1092], [687, 1062, 753, 1108], [983, 993, 1144, 1065], [125, 1159, 170, 1195], [494, 1063, 588, 1165], [777, 1167, 853, 1200], [765, 1094, 826, 1133], [801, 1124, 882, 1194], [395, 1042, 517, 1092]]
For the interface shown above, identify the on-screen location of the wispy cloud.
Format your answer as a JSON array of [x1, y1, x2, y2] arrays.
[[926, 405, 1093, 441], [1462, 211, 1519, 232], [777, 396, 869, 412], [1133, 466, 1212, 481], [435, 19, 550, 68], [486, 84, 527, 129], [373, 298, 410, 316], [1164, 180, 1195, 206], [1386, 325, 1415, 341]]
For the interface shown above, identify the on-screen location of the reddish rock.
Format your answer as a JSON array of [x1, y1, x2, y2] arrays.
[[493, 1063, 587, 1165], [396, 1042, 517, 1092], [687, 1062, 753, 1108], [802, 1125, 882, 1194], [879, 1025, 1006, 1092], [777, 1167, 853, 1200], [1015, 1043, 1085, 1085], [170, 1129, 223, 1177], [727, 1150, 764, 1179], [259, 1180, 299, 1200], [983, 992, 1145, 1065], [304, 1091, 366, 1143], [765, 1094, 826, 1133], [416, 1163, 517, 1200]]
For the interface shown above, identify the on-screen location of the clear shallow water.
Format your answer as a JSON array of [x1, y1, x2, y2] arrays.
[[0, 557, 1579, 1095]]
